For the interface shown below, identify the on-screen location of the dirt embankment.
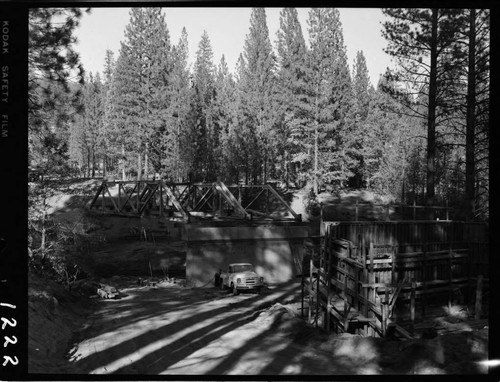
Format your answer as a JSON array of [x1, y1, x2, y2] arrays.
[[28, 272, 96, 373]]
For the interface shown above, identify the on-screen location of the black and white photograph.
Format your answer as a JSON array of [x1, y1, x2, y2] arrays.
[[0, 3, 495, 378]]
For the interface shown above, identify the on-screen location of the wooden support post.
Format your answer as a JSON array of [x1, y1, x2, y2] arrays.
[[422, 251, 427, 318], [301, 259, 305, 320], [362, 268, 369, 318], [475, 275, 483, 320], [354, 267, 359, 311], [391, 249, 396, 284], [343, 268, 348, 300], [316, 259, 320, 327], [326, 249, 332, 333], [136, 181, 140, 211], [381, 301, 387, 337], [369, 242, 374, 287], [448, 249, 453, 310], [265, 188, 269, 215], [355, 199, 359, 221], [159, 183, 163, 217], [308, 257, 313, 324], [410, 280, 416, 335], [413, 200, 416, 221]]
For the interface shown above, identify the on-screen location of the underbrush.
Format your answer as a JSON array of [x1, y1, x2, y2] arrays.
[[28, 177, 104, 288]]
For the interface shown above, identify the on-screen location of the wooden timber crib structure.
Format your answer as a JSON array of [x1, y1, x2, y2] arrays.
[[301, 220, 489, 338]]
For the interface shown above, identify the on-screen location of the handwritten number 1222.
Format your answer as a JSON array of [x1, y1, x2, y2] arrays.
[[1, 303, 18, 366]]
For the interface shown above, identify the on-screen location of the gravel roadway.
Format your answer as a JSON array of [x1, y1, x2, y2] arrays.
[[68, 281, 325, 375]]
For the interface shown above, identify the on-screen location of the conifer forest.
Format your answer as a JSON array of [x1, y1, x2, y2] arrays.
[[29, 7, 490, 222]]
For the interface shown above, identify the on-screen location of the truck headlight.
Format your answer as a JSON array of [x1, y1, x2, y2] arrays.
[[237, 278, 241, 284]]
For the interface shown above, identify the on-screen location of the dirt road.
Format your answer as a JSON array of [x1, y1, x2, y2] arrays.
[[59, 278, 490, 376], [68, 281, 330, 375]]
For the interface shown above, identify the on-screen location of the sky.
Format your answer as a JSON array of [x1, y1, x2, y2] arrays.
[[74, 7, 395, 87]]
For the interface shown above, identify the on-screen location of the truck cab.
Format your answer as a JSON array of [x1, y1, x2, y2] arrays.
[[219, 263, 264, 295]]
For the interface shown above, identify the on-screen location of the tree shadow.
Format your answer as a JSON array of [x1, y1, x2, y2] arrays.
[[71, 282, 300, 374]]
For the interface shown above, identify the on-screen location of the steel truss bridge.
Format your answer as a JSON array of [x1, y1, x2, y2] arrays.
[[89, 180, 301, 222]]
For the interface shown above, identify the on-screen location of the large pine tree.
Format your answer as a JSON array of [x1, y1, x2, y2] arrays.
[[213, 55, 238, 183], [344, 50, 373, 188], [238, 8, 277, 183], [107, 8, 173, 180], [100, 49, 116, 177], [382, 8, 463, 208], [275, 7, 309, 186], [307, 8, 352, 193], [28, 8, 89, 175], [191, 31, 218, 181], [166, 27, 192, 181]]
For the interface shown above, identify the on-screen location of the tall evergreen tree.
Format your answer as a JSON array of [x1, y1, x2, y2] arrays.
[[382, 8, 463, 208], [344, 50, 373, 188], [275, 7, 309, 186], [448, 9, 490, 220], [307, 8, 352, 193], [107, 8, 173, 180], [214, 55, 238, 183], [165, 27, 192, 181], [239, 8, 277, 183], [191, 31, 217, 180], [28, 8, 88, 133], [100, 49, 116, 177], [68, 72, 104, 177], [28, 8, 89, 175]]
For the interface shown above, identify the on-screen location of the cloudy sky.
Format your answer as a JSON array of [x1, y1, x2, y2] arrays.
[[74, 7, 395, 87]]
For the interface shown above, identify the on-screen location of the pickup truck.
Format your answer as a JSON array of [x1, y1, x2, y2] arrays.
[[218, 263, 264, 295]]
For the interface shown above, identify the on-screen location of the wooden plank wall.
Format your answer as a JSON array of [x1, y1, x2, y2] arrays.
[[311, 220, 488, 337], [324, 221, 488, 277]]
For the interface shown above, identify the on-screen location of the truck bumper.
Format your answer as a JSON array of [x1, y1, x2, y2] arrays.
[[236, 285, 263, 290]]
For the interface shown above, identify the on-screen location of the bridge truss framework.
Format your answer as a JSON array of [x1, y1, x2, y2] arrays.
[[89, 180, 301, 222]]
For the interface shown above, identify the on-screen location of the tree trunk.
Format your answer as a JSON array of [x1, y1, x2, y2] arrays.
[[314, 124, 318, 195], [465, 9, 477, 221], [103, 154, 107, 179], [426, 9, 439, 214], [121, 144, 126, 181], [144, 146, 149, 181], [91, 147, 96, 178], [314, 89, 319, 195], [87, 148, 91, 178], [137, 152, 142, 181]]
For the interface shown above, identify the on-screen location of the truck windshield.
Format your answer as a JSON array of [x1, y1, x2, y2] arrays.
[[231, 264, 254, 272]]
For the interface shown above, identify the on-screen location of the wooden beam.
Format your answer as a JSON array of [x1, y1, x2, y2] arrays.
[[193, 187, 215, 211], [475, 275, 483, 320], [159, 181, 189, 221], [265, 184, 301, 221], [410, 280, 416, 335], [214, 181, 251, 220], [89, 182, 105, 209], [119, 184, 138, 213], [138, 183, 159, 214], [104, 184, 120, 212], [244, 188, 265, 210]]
